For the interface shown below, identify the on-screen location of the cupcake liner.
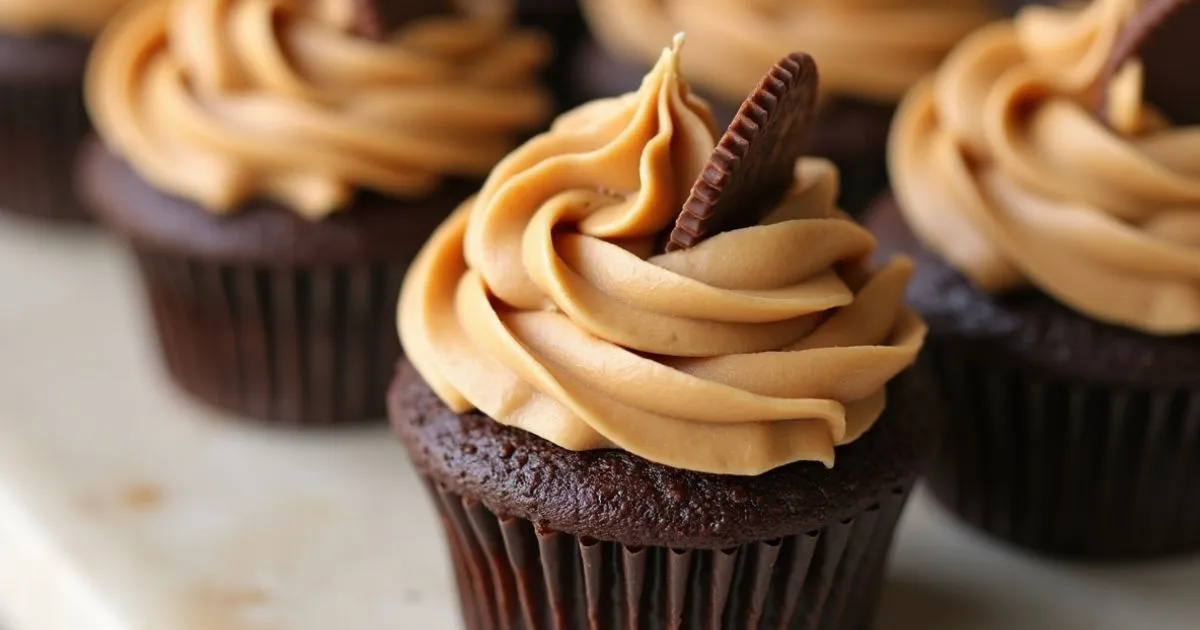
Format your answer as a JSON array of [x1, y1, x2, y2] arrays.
[[135, 248, 406, 425], [924, 340, 1200, 559], [0, 78, 91, 221], [425, 479, 913, 630]]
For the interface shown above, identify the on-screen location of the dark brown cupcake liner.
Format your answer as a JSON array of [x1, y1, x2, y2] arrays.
[[134, 248, 406, 426], [923, 340, 1200, 560], [0, 71, 92, 222], [425, 478, 914, 630]]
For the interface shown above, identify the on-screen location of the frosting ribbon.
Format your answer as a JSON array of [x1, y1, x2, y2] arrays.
[[400, 38, 925, 476], [891, 0, 1200, 334], [0, 0, 129, 37], [581, 0, 993, 104], [86, 0, 552, 218]]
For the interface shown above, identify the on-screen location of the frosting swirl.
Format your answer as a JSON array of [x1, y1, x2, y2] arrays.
[[0, 0, 128, 37], [891, 0, 1200, 335], [580, 0, 993, 104], [400, 38, 925, 476], [86, 0, 552, 219]]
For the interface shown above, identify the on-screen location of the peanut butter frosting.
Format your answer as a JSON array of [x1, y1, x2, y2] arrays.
[[891, 0, 1200, 335], [580, 0, 993, 104], [0, 0, 128, 37], [86, 0, 552, 219], [400, 37, 926, 476]]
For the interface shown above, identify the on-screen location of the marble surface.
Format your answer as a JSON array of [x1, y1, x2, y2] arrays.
[[1, 213, 1199, 630]]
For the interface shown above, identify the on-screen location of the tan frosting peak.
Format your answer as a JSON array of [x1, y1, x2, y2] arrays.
[[0, 0, 129, 37], [86, 0, 552, 219], [580, 0, 994, 104], [400, 37, 926, 476], [891, 0, 1200, 335]]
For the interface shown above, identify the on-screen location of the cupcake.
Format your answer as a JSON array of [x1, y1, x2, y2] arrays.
[[867, 0, 1200, 559], [77, 0, 552, 426], [0, 0, 128, 221], [392, 36, 938, 629], [573, 0, 995, 213]]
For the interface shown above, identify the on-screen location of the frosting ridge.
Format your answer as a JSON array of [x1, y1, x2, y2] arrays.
[[86, 0, 552, 219], [581, 0, 993, 104], [401, 38, 925, 475], [0, 0, 128, 37], [891, 0, 1200, 334]]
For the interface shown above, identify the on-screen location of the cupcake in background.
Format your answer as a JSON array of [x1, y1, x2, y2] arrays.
[[392, 36, 939, 629], [574, 0, 994, 213], [867, 0, 1200, 559], [0, 0, 128, 221], [78, 0, 552, 426]]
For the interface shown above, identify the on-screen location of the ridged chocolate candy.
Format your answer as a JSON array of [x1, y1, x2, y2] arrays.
[[667, 52, 820, 251]]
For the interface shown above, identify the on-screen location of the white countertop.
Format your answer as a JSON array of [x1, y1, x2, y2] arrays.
[[2, 213, 1199, 630]]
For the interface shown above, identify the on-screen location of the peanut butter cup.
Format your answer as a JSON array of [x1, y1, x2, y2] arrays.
[[667, 53, 819, 251]]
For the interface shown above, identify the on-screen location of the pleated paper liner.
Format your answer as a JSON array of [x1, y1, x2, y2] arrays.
[[426, 479, 914, 630], [135, 249, 407, 426], [923, 340, 1200, 560], [0, 76, 92, 221]]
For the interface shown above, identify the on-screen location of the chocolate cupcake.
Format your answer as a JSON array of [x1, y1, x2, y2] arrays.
[[78, 0, 552, 426], [867, 0, 1200, 559], [0, 0, 128, 221], [392, 37, 939, 629], [573, 0, 995, 214]]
